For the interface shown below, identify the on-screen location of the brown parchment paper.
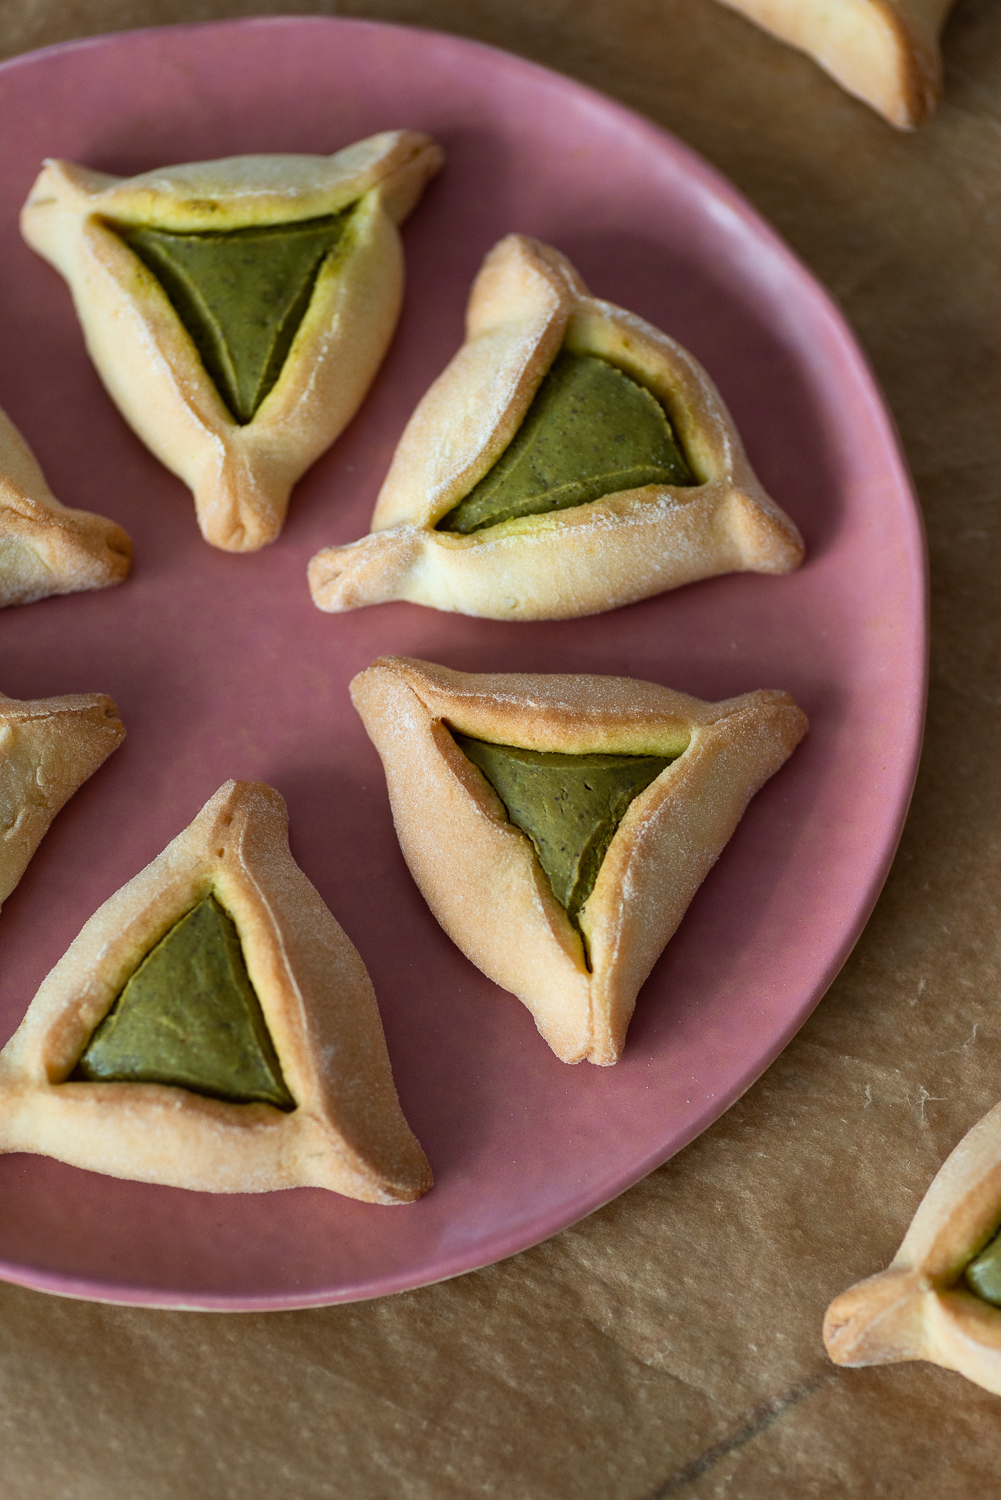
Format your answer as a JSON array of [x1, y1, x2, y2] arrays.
[[2, 1, 1001, 1495]]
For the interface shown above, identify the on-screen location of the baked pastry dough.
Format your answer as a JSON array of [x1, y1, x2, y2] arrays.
[[0, 689, 125, 910], [350, 657, 808, 1065], [309, 235, 803, 621], [21, 131, 443, 553], [0, 779, 432, 1202], [0, 404, 131, 607], [714, 0, 957, 129], [824, 1099, 1001, 1394]]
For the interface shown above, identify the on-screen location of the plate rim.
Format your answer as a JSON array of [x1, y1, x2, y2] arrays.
[[0, 11, 928, 1311]]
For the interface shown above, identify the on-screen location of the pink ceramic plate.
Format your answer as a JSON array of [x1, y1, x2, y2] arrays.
[[0, 17, 925, 1309]]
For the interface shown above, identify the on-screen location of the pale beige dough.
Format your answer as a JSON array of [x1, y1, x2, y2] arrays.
[[20, 132, 443, 553], [714, 0, 957, 128], [0, 780, 432, 1203], [309, 234, 803, 622], [350, 657, 808, 1066], [824, 1098, 1001, 1395], [0, 689, 125, 910], [0, 404, 131, 607]]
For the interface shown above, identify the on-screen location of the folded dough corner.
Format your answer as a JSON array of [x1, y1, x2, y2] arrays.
[[824, 1097, 1001, 1395], [0, 687, 125, 910], [713, 0, 956, 129], [0, 404, 131, 608]]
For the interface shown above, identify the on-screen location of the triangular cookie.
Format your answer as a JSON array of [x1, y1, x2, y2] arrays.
[[1, 404, 131, 608], [309, 235, 803, 621], [824, 1100, 1001, 1395], [350, 658, 808, 1065], [715, 0, 956, 129], [21, 131, 443, 553], [0, 780, 432, 1202], [0, 688, 125, 909]]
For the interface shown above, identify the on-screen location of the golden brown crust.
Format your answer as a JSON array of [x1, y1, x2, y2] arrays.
[[0, 689, 125, 909], [350, 658, 808, 1065], [309, 235, 804, 621], [20, 132, 443, 553], [824, 1100, 1001, 1393], [0, 405, 131, 607], [715, 0, 956, 128], [0, 780, 432, 1202]]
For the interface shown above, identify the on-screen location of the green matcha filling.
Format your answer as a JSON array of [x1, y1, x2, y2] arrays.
[[73, 895, 295, 1110], [453, 733, 675, 927], [120, 211, 351, 424], [965, 1229, 1001, 1305], [437, 350, 695, 535]]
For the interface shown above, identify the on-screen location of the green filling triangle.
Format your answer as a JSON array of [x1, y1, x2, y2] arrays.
[[121, 212, 349, 424], [454, 734, 674, 926], [73, 895, 295, 1110], [966, 1229, 1001, 1305], [438, 350, 695, 534]]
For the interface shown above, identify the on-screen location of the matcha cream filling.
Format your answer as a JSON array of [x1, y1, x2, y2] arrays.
[[438, 349, 695, 535], [73, 894, 295, 1110], [965, 1228, 1001, 1305], [453, 733, 675, 927], [120, 210, 350, 424]]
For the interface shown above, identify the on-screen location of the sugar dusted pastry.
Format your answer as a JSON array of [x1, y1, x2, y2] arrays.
[[309, 235, 803, 621], [715, 0, 957, 129], [824, 1099, 1001, 1395], [21, 131, 443, 553], [350, 657, 808, 1065], [0, 404, 131, 607], [0, 689, 124, 910], [0, 780, 432, 1202]]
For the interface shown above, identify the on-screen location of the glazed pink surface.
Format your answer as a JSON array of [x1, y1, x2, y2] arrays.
[[0, 17, 925, 1309]]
